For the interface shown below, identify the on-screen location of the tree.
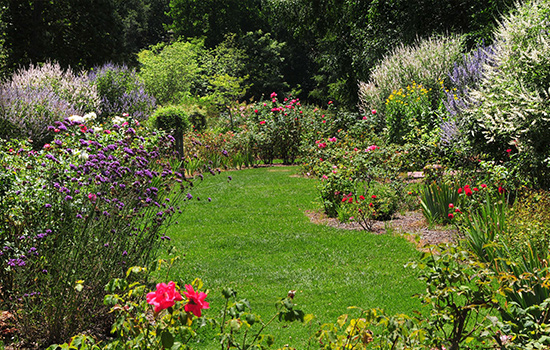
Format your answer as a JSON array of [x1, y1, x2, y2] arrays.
[[168, 0, 266, 47], [1, 0, 171, 72]]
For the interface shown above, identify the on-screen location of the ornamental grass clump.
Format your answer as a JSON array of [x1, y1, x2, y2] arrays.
[[0, 116, 205, 346]]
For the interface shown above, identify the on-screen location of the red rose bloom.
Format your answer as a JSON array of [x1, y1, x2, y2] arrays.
[[147, 281, 183, 313], [184, 284, 209, 317]]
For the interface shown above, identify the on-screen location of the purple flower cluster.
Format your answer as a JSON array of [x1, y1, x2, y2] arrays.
[[441, 45, 495, 146], [87, 63, 156, 122]]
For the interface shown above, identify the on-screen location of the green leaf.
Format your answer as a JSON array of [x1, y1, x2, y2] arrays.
[[161, 330, 175, 348]]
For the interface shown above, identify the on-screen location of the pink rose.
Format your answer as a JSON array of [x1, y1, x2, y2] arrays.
[[184, 284, 209, 317], [147, 281, 183, 313]]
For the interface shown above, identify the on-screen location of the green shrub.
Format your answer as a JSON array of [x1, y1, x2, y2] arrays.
[[138, 41, 203, 105], [464, 0, 550, 187], [151, 105, 190, 132]]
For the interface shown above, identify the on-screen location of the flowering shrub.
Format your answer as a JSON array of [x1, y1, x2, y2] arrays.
[[0, 115, 206, 345], [463, 0, 550, 188], [338, 189, 399, 231], [88, 63, 156, 122], [48, 265, 305, 350], [248, 93, 303, 164], [384, 82, 440, 144], [358, 34, 464, 127], [0, 62, 99, 148], [309, 138, 403, 219]]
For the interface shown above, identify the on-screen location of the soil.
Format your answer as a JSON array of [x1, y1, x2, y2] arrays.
[[305, 209, 459, 249]]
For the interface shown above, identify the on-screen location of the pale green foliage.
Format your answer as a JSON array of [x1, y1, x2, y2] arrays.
[[358, 35, 465, 120], [138, 40, 203, 105], [467, 0, 550, 151]]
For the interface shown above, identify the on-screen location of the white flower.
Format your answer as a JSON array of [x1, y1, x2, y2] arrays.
[[92, 126, 103, 133], [83, 112, 97, 121], [79, 152, 89, 160], [68, 115, 85, 123], [112, 116, 125, 125]]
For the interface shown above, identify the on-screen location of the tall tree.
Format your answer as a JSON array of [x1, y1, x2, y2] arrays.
[[1, 0, 170, 72], [168, 0, 266, 47]]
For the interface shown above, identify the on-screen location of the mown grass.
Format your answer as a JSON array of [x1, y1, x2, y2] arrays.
[[161, 166, 424, 348]]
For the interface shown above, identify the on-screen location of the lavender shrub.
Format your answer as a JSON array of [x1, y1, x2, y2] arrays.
[[0, 62, 99, 148], [0, 117, 207, 346], [88, 63, 156, 122], [441, 45, 494, 146]]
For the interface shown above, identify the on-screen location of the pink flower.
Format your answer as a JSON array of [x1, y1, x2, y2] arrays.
[[43, 144, 51, 150], [322, 175, 328, 180], [448, 213, 454, 219], [449, 203, 454, 209], [366, 145, 379, 152], [322, 120, 326, 123], [254, 109, 258, 113], [328, 101, 333, 105], [359, 195, 365, 200], [362, 116, 367, 120], [329, 137, 337, 142], [260, 120, 266, 125], [371, 109, 377, 115], [104, 130, 111, 134], [184, 284, 209, 317], [506, 149, 511, 154], [88, 193, 97, 202], [270, 92, 277, 99], [480, 184, 487, 188], [147, 281, 183, 313]]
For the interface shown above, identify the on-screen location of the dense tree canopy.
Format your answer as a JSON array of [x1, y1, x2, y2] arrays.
[[1, 0, 170, 73]]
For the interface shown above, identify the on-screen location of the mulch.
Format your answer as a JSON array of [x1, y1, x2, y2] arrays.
[[304, 210, 459, 249]]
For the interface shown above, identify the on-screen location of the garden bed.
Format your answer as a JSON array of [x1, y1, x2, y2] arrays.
[[305, 209, 458, 247]]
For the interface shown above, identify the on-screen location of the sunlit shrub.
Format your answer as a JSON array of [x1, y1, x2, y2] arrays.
[[358, 34, 464, 128], [464, 0, 550, 187], [0, 117, 204, 345], [0, 62, 99, 148], [88, 63, 156, 122]]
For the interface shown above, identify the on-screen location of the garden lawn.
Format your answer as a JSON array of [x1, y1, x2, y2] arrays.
[[162, 166, 424, 348]]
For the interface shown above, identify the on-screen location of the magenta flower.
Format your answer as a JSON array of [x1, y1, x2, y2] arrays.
[[146, 281, 183, 313], [184, 284, 209, 317]]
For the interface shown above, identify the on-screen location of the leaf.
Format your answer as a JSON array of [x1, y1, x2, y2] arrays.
[[230, 319, 242, 332], [304, 313, 315, 324], [161, 329, 175, 348], [337, 314, 348, 328], [192, 278, 203, 291], [245, 313, 256, 326]]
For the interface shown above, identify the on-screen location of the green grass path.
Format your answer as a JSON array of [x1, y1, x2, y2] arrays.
[[163, 166, 424, 348]]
